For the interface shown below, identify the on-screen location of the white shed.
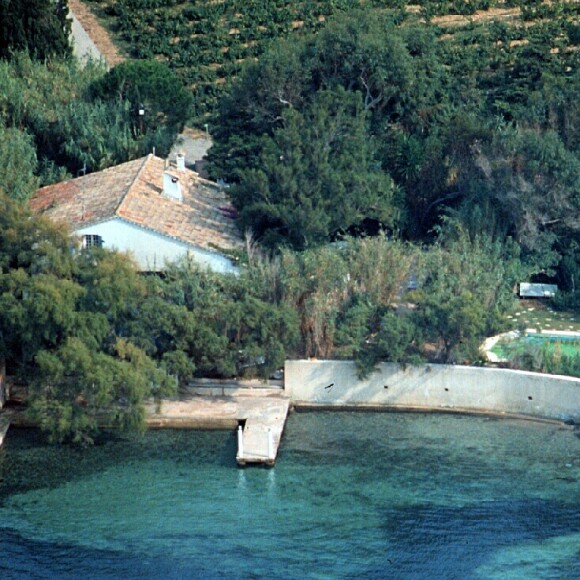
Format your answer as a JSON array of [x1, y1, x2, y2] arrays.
[[518, 283, 558, 298]]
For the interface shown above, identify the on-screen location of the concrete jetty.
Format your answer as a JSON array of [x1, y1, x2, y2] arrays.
[[236, 396, 290, 466], [0, 382, 290, 463], [146, 392, 291, 466]]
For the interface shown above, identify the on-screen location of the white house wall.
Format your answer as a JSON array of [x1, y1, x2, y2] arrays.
[[75, 218, 238, 273]]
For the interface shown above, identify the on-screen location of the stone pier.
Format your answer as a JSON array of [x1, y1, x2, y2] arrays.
[[146, 391, 291, 466]]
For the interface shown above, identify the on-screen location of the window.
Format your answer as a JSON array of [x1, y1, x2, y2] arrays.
[[83, 234, 103, 249]]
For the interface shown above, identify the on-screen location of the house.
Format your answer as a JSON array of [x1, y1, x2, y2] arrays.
[[30, 154, 244, 273]]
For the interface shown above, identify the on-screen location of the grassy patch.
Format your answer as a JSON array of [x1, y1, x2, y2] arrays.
[[505, 300, 580, 333]]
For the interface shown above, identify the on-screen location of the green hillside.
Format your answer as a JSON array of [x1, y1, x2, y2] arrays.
[[85, 0, 580, 117]]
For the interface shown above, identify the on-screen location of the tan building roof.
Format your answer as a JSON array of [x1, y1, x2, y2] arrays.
[[30, 155, 244, 254]]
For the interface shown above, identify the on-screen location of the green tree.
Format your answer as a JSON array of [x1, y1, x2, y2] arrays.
[[279, 237, 416, 359], [411, 227, 531, 363], [52, 99, 141, 174], [0, 53, 184, 181], [279, 244, 351, 358], [0, 124, 39, 200], [90, 59, 192, 138], [414, 288, 487, 363], [0, 193, 174, 443], [208, 11, 454, 248], [128, 259, 299, 382], [448, 127, 580, 269], [0, 0, 71, 60], [354, 308, 423, 378], [232, 89, 398, 248], [218, 270, 299, 378], [28, 337, 172, 444]]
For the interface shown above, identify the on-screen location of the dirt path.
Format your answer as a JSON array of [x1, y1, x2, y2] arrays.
[[69, 0, 125, 67], [432, 7, 521, 27], [68, 3, 210, 166]]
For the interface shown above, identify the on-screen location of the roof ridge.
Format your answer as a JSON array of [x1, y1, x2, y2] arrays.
[[114, 154, 154, 216]]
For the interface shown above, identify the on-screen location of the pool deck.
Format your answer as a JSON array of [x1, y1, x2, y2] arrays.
[[145, 391, 291, 466], [524, 329, 580, 338]]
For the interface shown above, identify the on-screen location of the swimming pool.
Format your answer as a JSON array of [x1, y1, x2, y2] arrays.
[[491, 332, 580, 360]]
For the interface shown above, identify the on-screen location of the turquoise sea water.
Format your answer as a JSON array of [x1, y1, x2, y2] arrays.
[[0, 412, 579, 579]]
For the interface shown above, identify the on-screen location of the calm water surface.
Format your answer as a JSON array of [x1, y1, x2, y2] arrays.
[[0, 412, 579, 579]]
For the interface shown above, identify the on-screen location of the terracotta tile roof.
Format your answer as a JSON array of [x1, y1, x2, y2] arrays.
[[30, 155, 244, 254]]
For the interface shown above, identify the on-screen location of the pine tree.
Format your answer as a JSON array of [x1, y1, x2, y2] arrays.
[[0, 0, 71, 61]]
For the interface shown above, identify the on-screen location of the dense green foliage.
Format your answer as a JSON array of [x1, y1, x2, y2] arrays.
[[0, 192, 175, 443], [410, 222, 531, 363], [90, 59, 192, 142], [127, 260, 299, 382], [230, 88, 397, 248], [506, 340, 580, 378], [0, 124, 39, 201], [0, 54, 190, 198], [271, 227, 532, 373], [1, 1, 579, 442], [208, 12, 438, 246], [278, 237, 417, 360], [0, 0, 71, 60], [204, 7, 579, 296]]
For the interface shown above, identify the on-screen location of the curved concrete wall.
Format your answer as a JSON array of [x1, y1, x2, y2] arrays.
[[285, 361, 580, 422]]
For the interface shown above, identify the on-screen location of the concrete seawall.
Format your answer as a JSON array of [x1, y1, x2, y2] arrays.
[[285, 361, 580, 422]]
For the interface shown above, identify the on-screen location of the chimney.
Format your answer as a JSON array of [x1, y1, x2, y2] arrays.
[[176, 152, 186, 172], [162, 171, 182, 202]]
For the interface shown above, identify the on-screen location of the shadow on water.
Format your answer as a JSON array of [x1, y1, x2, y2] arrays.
[[368, 500, 580, 579], [0, 428, 237, 505], [0, 528, 228, 580]]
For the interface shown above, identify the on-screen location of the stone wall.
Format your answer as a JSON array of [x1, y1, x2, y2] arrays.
[[285, 361, 580, 422]]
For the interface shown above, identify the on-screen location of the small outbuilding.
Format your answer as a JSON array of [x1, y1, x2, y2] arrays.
[[518, 283, 558, 299]]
